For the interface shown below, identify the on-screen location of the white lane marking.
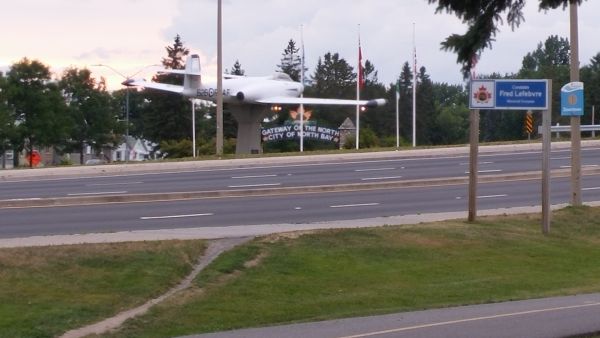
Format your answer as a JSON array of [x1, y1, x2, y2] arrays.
[[3, 198, 42, 201], [86, 182, 143, 186], [231, 174, 277, 179], [583, 187, 600, 191], [4, 146, 599, 184], [294, 207, 303, 210], [330, 203, 379, 208], [361, 176, 403, 181], [67, 191, 128, 196], [551, 156, 571, 160], [562, 165, 599, 169], [459, 161, 493, 166], [140, 213, 213, 220], [464, 169, 502, 174], [478, 194, 508, 199], [455, 196, 462, 200], [336, 302, 600, 338], [354, 167, 396, 172], [227, 183, 281, 188]]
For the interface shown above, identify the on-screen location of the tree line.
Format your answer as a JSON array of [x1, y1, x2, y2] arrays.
[[2, 32, 600, 165]]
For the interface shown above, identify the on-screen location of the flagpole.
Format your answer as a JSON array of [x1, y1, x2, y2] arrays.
[[300, 25, 305, 152], [356, 24, 361, 150], [412, 23, 417, 148]]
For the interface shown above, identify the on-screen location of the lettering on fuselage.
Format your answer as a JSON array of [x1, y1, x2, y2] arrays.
[[197, 88, 231, 98]]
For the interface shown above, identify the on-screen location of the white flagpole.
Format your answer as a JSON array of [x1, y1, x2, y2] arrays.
[[192, 99, 196, 157], [356, 24, 361, 150], [412, 23, 417, 148], [396, 81, 400, 149], [300, 25, 305, 152]]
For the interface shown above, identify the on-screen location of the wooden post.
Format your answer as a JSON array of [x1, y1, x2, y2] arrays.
[[468, 109, 479, 222]]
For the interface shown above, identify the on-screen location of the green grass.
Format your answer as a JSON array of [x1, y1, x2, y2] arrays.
[[106, 206, 600, 337], [0, 240, 205, 338]]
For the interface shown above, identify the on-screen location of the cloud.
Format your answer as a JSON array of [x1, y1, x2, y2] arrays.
[[163, 0, 600, 87]]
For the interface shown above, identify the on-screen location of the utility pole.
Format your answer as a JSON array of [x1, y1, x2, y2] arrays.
[[216, 0, 224, 156], [569, 2, 582, 206]]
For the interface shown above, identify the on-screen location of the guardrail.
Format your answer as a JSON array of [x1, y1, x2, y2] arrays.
[[537, 124, 600, 133]]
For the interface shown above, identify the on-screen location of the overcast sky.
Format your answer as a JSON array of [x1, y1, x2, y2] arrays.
[[1, 0, 599, 90]]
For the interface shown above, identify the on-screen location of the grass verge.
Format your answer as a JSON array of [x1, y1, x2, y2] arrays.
[[107, 206, 600, 337], [0, 240, 205, 338]]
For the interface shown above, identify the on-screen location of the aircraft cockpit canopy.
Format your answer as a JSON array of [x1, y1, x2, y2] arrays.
[[270, 72, 294, 82]]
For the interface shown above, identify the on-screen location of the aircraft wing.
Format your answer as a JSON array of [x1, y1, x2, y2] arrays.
[[124, 79, 184, 95], [256, 96, 387, 107]]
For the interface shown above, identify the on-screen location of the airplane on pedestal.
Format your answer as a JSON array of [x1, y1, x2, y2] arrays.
[[125, 54, 387, 153]]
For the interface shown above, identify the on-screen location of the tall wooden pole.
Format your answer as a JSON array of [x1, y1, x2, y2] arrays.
[[468, 109, 479, 222], [569, 1, 582, 206], [216, 0, 224, 156]]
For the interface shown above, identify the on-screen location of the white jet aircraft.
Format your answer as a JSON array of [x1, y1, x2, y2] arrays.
[[124, 54, 387, 108], [125, 54, 387, 154]]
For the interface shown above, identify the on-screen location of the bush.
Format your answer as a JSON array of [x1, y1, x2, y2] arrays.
[[343, 128, 380, 149]]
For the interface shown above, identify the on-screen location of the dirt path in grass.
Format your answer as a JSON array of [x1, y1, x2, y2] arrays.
[[60, 236, 253, 338]]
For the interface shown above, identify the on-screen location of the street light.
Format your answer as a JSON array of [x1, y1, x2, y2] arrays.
[[91, 64, 159, 162]]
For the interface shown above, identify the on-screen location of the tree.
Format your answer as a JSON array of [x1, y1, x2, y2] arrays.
[[397, 62, 414, 140], [228, 60, 245, 76], [435, 103, 470, 144], [59, 67, 121, 164], [308, 52, 356, 126], [141, 35, 192, 147], [0, 72, 15, 166], [277, 39, 303, 81], [5, 58, 69, 167], [359, 60, 390, 138], [427, 0, 587, 77], [581, 53, 600, 126], [415, 66, 437, 145], [518, 35, 570, 124]]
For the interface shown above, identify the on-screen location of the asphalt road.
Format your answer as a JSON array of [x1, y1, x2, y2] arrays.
[[2, 146, 599, 200], [184, 293, 600, 338], [1, 175, 600, 238]]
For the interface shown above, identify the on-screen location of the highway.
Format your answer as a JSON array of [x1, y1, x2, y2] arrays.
[[1, 145, 600, 238], [1, 146, 600, 200]]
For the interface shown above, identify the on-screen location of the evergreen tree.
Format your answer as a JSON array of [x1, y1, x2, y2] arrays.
[[309, 52, 356, 126], [416, 66, 437, 145], [228, 60, 245, 76], [427, 0, 587, 77], [277, 39, 302, 81], [141, 35, 192, 148], [397, 62, 414, 141], [359, 60, 390, 139]]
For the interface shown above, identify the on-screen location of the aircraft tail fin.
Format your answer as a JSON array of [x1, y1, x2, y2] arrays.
[[156, 54, 201, 95], [183, 54, 201, 93]]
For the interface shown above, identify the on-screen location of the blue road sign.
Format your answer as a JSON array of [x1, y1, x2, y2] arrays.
[[561, 82, 584, 116], [470, 79, 549, 110]]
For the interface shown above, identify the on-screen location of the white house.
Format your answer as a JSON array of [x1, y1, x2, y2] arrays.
[[111, 136, 157, 162]]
